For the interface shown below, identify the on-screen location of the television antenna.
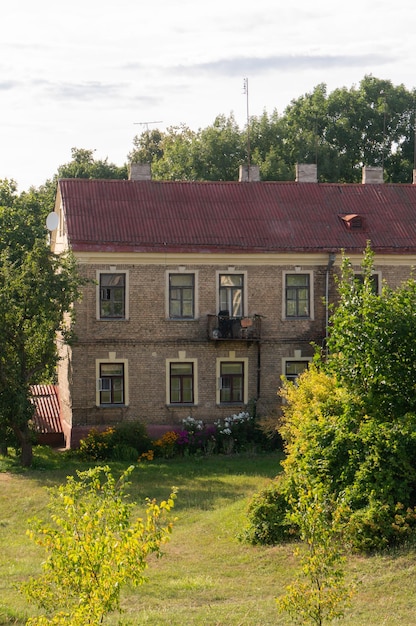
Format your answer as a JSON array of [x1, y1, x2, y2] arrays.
[[133, 120, 163, 131], [242, 78, 251, 180]]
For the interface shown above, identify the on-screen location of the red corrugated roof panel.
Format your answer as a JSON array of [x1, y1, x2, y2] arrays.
[[58, 179, 416, 255], [30, 385, 62, 434]]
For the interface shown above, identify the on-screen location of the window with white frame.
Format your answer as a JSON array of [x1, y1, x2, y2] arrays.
[[98, 272, 127, 319], [219, 273, 244, 317], [98, 363, 125, 404], [167, 360, 198, 405], [284, 360, 309, 383], [354, 272, 381, 294], [168, 273, 195, 318], [284, 272, 312, 318], [216, 356, 248, 405]]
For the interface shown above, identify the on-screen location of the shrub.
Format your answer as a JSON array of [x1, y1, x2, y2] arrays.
[[78, 427, 115, 461], [214, 411, 255, 454], [344, 500, 416, 553], [21, 465, 176, 625], [78, 422, 152, 461], [153, 431, 179, 458], [176, 417, 216, 455], [110, 421, 152, 455], [242, 475, 297, 545], [110, 443, 140, 462]]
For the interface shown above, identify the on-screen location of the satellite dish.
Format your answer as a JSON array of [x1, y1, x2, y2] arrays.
[[46, 212, 59, 231]]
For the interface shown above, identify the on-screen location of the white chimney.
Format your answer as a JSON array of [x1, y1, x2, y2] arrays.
[[129, 163, 152, 181], [362, 166, 384, 184], [295, 163, 317, 183], [239, 164, 260, 182]]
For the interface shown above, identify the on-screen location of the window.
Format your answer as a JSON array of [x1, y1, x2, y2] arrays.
[[354, 273, 380, 294], [219, 274, 243, 317], [169, 273, 195, 318], [285, 274, 310, 318], [285, 360, 309, 383], [99, 363, 124, 404], [99, 273, 126, 319], [170, 362, 194, 404], [220, 362, 244, 403]]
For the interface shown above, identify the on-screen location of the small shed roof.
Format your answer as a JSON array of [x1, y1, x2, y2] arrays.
[[30, 385, 62, 434]]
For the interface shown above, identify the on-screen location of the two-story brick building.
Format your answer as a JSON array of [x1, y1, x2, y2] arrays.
[[50, 163, 416, 447]]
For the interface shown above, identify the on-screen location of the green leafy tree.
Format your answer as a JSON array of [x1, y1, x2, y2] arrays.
[[129, 116, 244, 181], [151, 124, 197, 180], [128, 76, 416, 184], [128, 128, 165, 165], [245, 246, 416, 552], [275, 247, 416, 552], [327, 245, 416, 417], [0, 188, 83, 466], [21, 465, 176, 625], [57, 148, 128, 180], [277, 481, 353, 625], [192, 113, 245, 180]]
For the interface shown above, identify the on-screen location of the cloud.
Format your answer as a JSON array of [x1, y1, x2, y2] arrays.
[[172, 53, 394, 77], [47, 80, 129, 100], [0, 80, 19, 91]]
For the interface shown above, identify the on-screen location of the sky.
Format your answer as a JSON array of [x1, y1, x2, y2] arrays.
[[1, 0, 416, 192]]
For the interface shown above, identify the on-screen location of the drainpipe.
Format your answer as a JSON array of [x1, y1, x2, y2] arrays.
[[325, 253, 336, 356]]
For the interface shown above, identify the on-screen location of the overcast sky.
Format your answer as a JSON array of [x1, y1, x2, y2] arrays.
[[1, 0, 415, 191]]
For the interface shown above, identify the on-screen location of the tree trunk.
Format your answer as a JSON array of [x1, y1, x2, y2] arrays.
[[14, 425, 33, 467], [20, 436, 33, 467]]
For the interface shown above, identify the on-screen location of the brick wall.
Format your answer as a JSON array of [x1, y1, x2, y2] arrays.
[[62, 257, 415, 437]]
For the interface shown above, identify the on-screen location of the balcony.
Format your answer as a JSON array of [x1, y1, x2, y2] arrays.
[[207, 312, 261, 341]]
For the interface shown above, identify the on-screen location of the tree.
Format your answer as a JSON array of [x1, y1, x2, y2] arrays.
[[21, 465, 176, 625], [0, 187, 83, 466], [57, 147, 128, 180], [128, 128, 165, 165], [245, 247, 416, 552], [277, 481, 352, 626], [327, 245, 416, 417], [278, 247, 416, 551]]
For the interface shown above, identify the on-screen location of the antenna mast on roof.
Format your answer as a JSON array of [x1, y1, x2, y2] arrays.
[[414, 109, 416, 171], [242, 78, 251, 181], [133, 121, 163, 131]]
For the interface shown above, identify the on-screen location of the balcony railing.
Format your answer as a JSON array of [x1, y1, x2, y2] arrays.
[[207, 313, 261, 341]]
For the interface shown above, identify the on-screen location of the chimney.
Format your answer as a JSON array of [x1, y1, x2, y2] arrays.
[[129, 163, 152, 181], [413, 169, 416, 184], [362, 166, 384, 184], [239, 164, 260, 182], [295, 163, 318, 183]]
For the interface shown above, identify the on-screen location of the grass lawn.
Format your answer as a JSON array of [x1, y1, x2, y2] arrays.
[[1, 447, 416, 625]]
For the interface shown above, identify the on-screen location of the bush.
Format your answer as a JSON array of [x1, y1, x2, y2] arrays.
[[110, 421, 152, 455], [153, 431, 179, 458], [110, 443, 141, 462], [78, 421, 152, 461], [344, 500, 416, 553], [242, 476, 297, 545], [78, 428, 115, 461]]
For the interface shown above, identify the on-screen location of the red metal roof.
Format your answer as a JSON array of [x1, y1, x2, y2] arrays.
[[58, 179, 416, 254], [30, 385, 62, 434]]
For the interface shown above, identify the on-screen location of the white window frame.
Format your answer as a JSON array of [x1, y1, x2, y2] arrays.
[[216, 355, 248, 405], [166, 357, 198, 405], [95, 357, 129, 406], [216, 270, 248, 317], [165, 269, 199, 320], [353, 270, 382, 295], [96, 269, 129, 321], [282, 352, 312, 384], [282, 270, 314, 320]]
